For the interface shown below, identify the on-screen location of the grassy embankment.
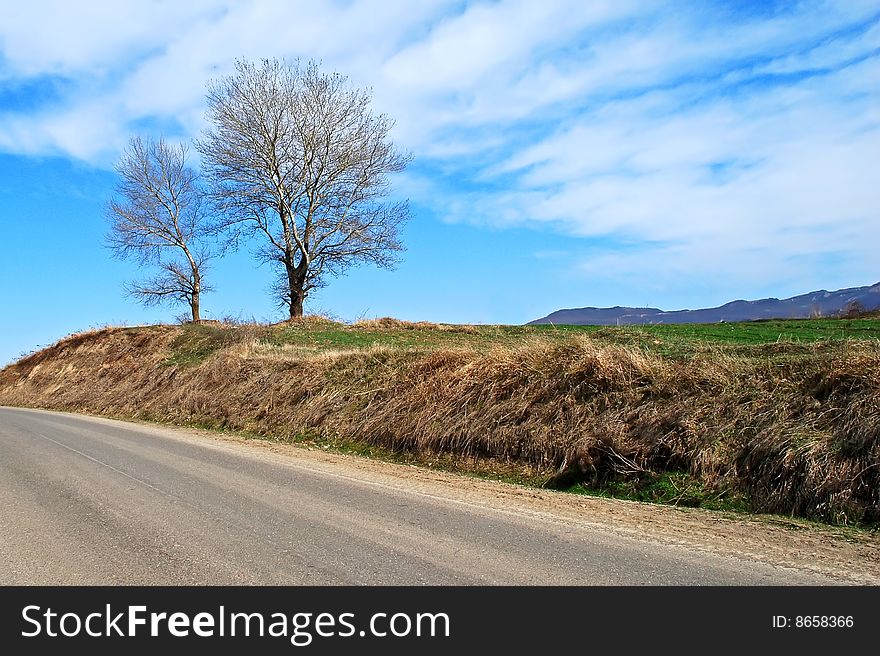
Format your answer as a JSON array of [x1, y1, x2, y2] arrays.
[[1, 315, 878, 527]]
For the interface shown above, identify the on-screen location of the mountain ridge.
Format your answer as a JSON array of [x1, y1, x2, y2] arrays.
[[528, 282, 880, 326]]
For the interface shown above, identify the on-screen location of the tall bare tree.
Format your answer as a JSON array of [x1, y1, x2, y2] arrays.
[[106, 136, 212, 322], [198, 58, 410, 318]]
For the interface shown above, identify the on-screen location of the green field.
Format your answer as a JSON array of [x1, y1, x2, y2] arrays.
[[617, 317, 880, 343], [275, 317, 880, 345], [167, 316, 880, 364]]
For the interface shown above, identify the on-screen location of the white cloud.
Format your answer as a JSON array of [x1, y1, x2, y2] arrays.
[[0, 0, 878, 296], [382, 0, 637, 92], [0, 0, 454, 160], [0, 1, 217, 78]]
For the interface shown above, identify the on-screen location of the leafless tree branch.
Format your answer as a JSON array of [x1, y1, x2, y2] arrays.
[[198, 58, 410, 318], [106, 136, 212, 322]]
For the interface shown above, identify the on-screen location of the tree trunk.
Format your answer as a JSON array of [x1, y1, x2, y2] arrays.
[[191, 293, 201, 323], [286, 263, 305, 318], [191, 272, 201, 323], [289, 293, 303, 318]]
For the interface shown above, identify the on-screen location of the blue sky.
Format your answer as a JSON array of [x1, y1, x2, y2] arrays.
[[1, 0, 878, 365]]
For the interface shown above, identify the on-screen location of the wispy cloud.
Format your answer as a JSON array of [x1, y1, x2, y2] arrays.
[[0, 0, 878, 299]]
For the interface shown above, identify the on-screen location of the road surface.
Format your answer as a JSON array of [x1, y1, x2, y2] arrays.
[[0, 407, 865, 585]]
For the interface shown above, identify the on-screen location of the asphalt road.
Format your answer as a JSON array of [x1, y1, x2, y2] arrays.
[[0, 406, 843, 585]]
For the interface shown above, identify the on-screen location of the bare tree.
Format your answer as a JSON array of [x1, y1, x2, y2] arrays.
[[839, 300, 866, 318], [198, 58, 410, 318], [106, 136, 212, 322]]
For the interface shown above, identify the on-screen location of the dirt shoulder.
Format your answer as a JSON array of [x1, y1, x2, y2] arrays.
[[45, 409, 878, 585]]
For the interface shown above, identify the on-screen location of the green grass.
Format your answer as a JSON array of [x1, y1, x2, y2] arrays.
[[634, 318, 880, 344], [563, 472, 753, 514], [164, 323, 241, 366], [265, 317, 880, 354], [268, 326, 467, 350]]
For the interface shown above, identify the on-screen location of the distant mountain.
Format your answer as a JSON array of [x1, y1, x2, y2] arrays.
[[528, 282, 880, 326]]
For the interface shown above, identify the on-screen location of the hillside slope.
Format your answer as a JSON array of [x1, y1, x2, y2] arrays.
[[1, 319, 878, 525]]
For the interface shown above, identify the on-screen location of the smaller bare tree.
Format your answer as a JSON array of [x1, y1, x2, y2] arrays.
[[106, 136, 212, 322], [839, 300, 866, 319]]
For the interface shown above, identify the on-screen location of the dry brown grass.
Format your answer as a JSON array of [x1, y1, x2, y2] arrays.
[[270, 314, 345, 328], [1, 324, 878, 525], [244, 341, 398, 363], [353, 317, 481, 333]]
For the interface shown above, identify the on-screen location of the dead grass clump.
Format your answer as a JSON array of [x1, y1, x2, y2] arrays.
[[273, 314, 344, 328], [352, 317, 480, 334], [434, 323, 481, 334], [246, 341, 398, 363], [354, 317, 421, 330]]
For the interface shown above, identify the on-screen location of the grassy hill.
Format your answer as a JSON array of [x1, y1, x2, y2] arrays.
[[2, 316, 878, 526]]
